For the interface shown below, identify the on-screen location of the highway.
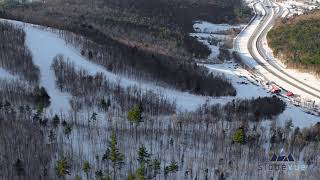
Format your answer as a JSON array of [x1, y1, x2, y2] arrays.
[[246, 0, 320, 101]]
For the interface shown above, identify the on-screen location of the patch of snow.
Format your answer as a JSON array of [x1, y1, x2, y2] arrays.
[[191, 21, 243, 61], [193, 21, 242, 34], [204, 63, 270, 98], [279, 0, 320, 17], [278, 104, 320, 128], [0, 68, 17, 80]]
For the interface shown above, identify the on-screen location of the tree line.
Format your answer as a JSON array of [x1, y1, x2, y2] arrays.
[[51, 55, 176, 116], [180, 96, 286, 124], [0, 21, 40, 84], [60, 31, 237, 97]]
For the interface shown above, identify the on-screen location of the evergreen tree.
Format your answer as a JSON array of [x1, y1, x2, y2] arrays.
[[127, 173, 135, 180], [14, 159, 25, 177], [95, 170, 103, 180], [100, 98, 108, 111], [82, 161, 91, 180], [152, 159, 161, 177], [164, 161, 178, 177], [127, 105, 143, 125], [64, 123, 72, 136], [138, 146, 151, 164], [52, 114, 60, 127], [135, 145, 151, 180], [90, 112, 98, 122], [74, 175, 81, 180], [55, 157, 70, 179], [135, 162, 146, 180], [100, 98, 111, 111], [34, 86, 51, 108], [285, 119, 294, 131], [233, 127, 245, 144], [103, 132, 125, 179]]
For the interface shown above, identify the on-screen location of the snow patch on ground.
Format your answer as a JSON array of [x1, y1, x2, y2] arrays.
[[278, 104, 320, 128], [193, 21, 242, 34], [204, 63, 270, 98], [279, 0, 320, 17], [0, 68, 17, 80], [191, 21, 244, 61]]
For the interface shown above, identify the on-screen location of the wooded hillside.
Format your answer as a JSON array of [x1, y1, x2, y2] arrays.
[[268, 10, 320, 76], [0, 0, 251, 60]]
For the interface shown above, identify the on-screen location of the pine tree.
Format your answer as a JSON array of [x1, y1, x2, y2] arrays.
[[74, 175, 81, 180], [82, 161, 91, 180], [127, 173, 135, 180], [95, 170, 103, 180], [100, 98, 108, 111], [90, 112, 98, 123], [128, 105, 143, 140], [34, 86, 51, 108], [55, 157, 70, 179], [52, 114, 60, 127], [14, 159, 25, 177], [164, 161, 178, 177], [127, 105, 143, 125], [233, 127, 245, 144], [136, 162, 146, 180], [285, 119, 293, 131], [64, 123, 72, 136], [138, 146, 151, 164], [103, 132, 125, 179], [152, 159, 161, 177], [135, 145, 151, 180]]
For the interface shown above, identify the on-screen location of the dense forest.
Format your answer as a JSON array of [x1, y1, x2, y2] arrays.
[[268, 10, 320, 76], [0, 21, 39, 83], [0, 0, 251, 60]]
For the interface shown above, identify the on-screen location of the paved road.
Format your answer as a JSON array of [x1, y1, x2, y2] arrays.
[[247, 0, 320, 100]]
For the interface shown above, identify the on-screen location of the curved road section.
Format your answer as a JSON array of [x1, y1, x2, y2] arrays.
[[235, 0, 320, 103]]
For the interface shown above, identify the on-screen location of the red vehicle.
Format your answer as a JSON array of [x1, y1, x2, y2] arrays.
[[271, 85, 281, 94], [286, 91, 294, 97]]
